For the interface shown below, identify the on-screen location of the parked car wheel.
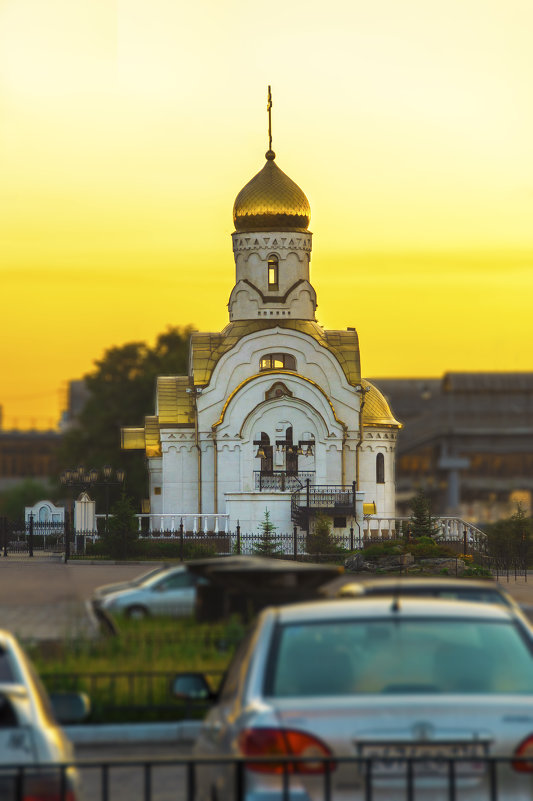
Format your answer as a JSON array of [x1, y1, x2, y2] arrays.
[[125, 605, 149, 620]]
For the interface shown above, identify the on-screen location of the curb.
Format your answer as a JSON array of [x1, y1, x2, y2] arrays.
[[65, 721, 203, 746]]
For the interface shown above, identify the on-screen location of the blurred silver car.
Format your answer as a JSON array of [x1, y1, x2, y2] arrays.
[[0, 628, 88, 800], [92, 564, 172, 604], [177, 596, 533, 800], [95, 564, 204, 619]]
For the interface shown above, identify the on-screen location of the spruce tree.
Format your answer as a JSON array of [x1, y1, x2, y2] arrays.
[[253, 509, 284, 558], [408, 489, 439, 539]]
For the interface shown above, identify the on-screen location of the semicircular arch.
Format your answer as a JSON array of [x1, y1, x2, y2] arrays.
[[212, 371, 346, 432]]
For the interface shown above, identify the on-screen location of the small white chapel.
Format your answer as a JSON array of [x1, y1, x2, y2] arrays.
[[121, 95, 401, 536]]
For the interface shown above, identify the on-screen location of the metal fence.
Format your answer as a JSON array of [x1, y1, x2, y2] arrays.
[[41, 670, 224, 724], [3, 754, 532, 801], [0, 517, 65, 559]]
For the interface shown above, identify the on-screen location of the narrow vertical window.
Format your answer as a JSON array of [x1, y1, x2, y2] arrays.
[[376, 453, 385, 484], [268, 256, 279, 290]]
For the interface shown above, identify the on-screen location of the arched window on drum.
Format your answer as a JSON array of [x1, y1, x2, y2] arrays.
[[267, 256, 279, 290], [376, 452, 385, 484]]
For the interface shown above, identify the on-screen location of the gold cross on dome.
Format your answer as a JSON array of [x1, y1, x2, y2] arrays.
[[267, 85, 272, 151]]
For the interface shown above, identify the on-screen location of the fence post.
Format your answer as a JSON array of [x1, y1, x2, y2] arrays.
[[28, 513, 34, 558], [463, 527, 468, 556], [64, 509, 71, 563], [179, 518, 184, 562], [0, 517, 7, 557], [236, 522, 241, 555], [350, 525, 354, 552], [293, 525, 298, 561], [306, 479, 311, 534]]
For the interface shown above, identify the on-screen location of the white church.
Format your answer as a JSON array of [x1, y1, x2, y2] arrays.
[[121, 113, 401, 537]]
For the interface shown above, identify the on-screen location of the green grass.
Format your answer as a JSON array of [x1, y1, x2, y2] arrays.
[[29, 615, 245, 674], [27, 615, 246, 723]]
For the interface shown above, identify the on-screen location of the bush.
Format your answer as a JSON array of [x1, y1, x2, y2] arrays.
[[84, 538, 219, 560], [306, 514, 344, 556], [408, 541, 456, 559], [363, 541, 403, 559], [100, 493, 139, 559]]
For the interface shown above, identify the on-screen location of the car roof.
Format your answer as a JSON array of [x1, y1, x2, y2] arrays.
[[355, 577, 506, 591], [337, 577, 513, 598], [273, 596, 519, 625], [0, 629, 18, 649]]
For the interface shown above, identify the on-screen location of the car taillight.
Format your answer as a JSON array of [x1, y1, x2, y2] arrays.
[[238, 727, 336, 774], [513, 735, 533, 772]]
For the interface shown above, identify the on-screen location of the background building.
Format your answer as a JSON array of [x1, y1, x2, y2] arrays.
[[0, 427, 61, 492], [373, 373, 533, 523]]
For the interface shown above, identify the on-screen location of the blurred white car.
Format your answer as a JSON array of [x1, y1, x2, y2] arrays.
[[94, 564, 205, 619], [176, 596, 533, 801], [0, 628, 88, 800]]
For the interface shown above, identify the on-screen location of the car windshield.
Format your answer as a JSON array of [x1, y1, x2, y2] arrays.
[[135, 567, 167, 585], [268, 617, 533, 697]]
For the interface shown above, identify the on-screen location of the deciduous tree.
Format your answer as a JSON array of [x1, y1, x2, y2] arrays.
[[58, 326, 192, 506]]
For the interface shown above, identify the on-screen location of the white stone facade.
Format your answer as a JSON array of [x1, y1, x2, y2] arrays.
[[124, 149, 401, 535]]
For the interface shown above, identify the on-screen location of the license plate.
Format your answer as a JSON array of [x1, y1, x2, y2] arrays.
[[357, 740, 489, 777]]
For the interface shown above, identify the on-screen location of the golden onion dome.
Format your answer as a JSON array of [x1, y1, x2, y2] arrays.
[[233, 150, 311, 232], [361, 379, 402, 428]]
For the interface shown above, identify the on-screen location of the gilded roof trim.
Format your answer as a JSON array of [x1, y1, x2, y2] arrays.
[[144, 416, 162, 458], [212, 370, 347, 431], [120, 416, 164, 458], [361, 378, 402, 429], [191, 321, 361, 388], [121, 428, 146, 450], [157, 376, 195, 427]]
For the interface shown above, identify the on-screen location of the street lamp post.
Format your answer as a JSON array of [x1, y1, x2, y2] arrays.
[[60, 465, 126, 558]]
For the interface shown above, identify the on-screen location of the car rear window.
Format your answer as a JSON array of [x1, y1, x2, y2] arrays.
[[267, 618, 533, 697]]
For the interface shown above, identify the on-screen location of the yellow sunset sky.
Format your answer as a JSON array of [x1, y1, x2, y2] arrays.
[[1, 0, 532, 429]]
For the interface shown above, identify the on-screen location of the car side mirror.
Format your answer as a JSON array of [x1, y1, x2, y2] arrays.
[[50, 691, 91, 724], [171, 672, 214, 701]]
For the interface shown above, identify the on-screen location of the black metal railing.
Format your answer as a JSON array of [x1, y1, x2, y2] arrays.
[[254, 471, 315, 492], [3, 754, 531, 801], [0, 517, 66, 558], [291, 481, 356, 526]]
